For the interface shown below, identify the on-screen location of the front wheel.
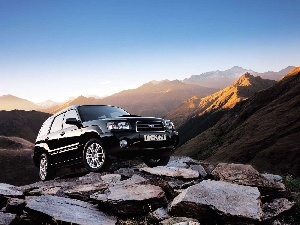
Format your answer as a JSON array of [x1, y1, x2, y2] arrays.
[[143, 155, 170, 167], [39, 153, 55, 181], [83, 139, 109, 172]]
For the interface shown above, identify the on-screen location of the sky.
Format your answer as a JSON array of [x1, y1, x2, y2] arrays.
[[0, 0, 299, 103]]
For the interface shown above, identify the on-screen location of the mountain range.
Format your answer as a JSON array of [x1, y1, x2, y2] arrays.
[[183, 66, 295, 89], [167, 73, 276, 128], [46, 80, 216, 117], [175, 67, 300, 176], [0, 66, 295, 116]]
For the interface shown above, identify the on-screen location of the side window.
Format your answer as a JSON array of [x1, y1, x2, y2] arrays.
[[50, 113, 64, 133], [38, 117, 53, 137], [63, 109, 79, 129]]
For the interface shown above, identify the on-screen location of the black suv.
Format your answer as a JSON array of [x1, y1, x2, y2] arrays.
[[33, 105, 179, 180]]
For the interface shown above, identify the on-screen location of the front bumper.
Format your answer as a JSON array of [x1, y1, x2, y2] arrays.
[[101, 130, 179, 158]]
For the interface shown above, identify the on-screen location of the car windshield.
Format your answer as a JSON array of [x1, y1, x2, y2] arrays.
[[78, 105, 130, 122]]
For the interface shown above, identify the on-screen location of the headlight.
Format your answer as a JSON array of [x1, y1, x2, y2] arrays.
[[107, 121, 131, 130], [165, 120, 175, 130]]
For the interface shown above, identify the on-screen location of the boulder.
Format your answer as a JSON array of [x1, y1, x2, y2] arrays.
[[91, 184, 167, 215], [140, 177, 177, 199], [25, 195, 117, 225], [0, 212, 18, 225], [169, 180, 263, 223], [211, 163, 287, 198], [140, 166, 199, 179], [262, 198, 295, 221]]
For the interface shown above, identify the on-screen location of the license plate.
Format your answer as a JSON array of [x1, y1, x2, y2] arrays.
[[144, 134, 166, 141]]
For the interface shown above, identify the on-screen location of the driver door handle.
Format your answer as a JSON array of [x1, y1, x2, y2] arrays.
[[60, 131, 65, 136]]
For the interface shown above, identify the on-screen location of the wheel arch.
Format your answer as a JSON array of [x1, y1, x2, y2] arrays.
[[79, 131, 102, 148], [33, 145, 49, 167]]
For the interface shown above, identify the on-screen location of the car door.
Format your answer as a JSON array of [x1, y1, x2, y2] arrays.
[[59, 109, 83, 162], [46, 113, 64, 164]]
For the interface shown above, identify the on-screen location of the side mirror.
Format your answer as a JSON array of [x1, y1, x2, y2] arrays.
[[65, 118, 82, 127]]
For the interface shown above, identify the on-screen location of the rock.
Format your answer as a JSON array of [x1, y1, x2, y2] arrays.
[[27, 186, 61, 196], [6, 198, 25, 215], [262, 173, 283, 182], [211, 163, 287, 199], [140, 166, 199, 179], [262, 198, 295, 221], [160, 217, 200, 225], [101, 174, 122, 183], [64, 182, 108, 201], [91, 184, 167, 215], [149, 207, 170, 221], [166, 156, 196, 168], [140, 177, 177, 199], [169, 180, 263, 223], [0, 183, 23, 197], [189, 164, 207, 178], [25, 195, 117, 225], [199, 162, 215, 175], [112, 174, 146, 187], [78, 172, 104, 183], [114, 167, 138, 178], [0, 212, 18, 225]]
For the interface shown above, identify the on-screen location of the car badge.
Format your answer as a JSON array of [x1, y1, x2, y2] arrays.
[[148, 124, 155, 128]]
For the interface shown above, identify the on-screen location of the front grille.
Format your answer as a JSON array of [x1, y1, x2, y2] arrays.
[[136, 121, 164, 132]]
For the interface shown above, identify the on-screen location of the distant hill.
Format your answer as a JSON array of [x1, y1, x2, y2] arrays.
[[0, 136, 34, 149], [167, 73, 276, 128], [0, 110, 51, 143], [36, 100, 61, 108], [183, 66, 295, 89], [0, 136, 39, 185], [0, 94, 40, 111], [48, 80, 216, 117], [176, 68, 300, 176]]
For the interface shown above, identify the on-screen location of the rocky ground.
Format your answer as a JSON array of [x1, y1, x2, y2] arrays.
[[0, 157, 297, 225]]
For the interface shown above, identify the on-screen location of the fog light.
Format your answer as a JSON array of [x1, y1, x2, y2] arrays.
[[120, 140, 128, 148]]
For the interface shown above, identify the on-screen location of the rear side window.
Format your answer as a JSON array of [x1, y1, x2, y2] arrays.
[[38, 117, 53, 137], [63, 109, 80, 129], [50, 113, 64, 133]]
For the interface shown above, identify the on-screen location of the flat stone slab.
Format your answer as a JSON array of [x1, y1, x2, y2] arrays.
[[169, 180, 263, 222], [25, 195, 117, 225], [91, 184, 167, 215], [64, 182, 108, 201], [140, 166, 199, 179], [0, 183, 23, 197]]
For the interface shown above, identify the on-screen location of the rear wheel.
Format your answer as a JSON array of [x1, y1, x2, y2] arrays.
[[83, 139, 109, 172], [143, 155, 170, 167], [39, 153, 55, 181]]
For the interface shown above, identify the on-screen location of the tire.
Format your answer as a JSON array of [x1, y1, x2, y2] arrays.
[[83, 139, 109, 172], [143, 155, 170, 167], [39, 153, 55, 181]]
